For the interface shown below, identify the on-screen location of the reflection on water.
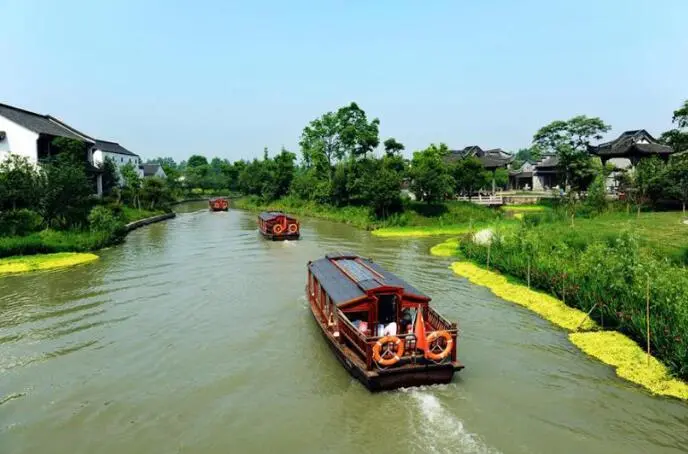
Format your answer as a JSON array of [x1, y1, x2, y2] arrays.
[[0, 202, 686, 454]]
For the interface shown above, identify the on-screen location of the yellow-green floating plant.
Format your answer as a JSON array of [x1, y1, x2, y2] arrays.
[[0, 253, 99, 276], [570, 331, 688, 400], [372, 226, 473, 238], [429, 238, 460, 257], [449, 261, 688, 400], [450, 262, 597, 331]]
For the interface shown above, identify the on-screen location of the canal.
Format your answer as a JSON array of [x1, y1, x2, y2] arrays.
[[1, 202, 686, 454]]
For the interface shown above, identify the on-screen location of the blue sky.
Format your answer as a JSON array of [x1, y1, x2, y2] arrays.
[[2, 0, 687, 162]]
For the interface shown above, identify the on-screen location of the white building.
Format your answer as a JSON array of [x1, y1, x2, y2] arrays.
[[0, 102, 104, 195], [92, 139, 141, 181]]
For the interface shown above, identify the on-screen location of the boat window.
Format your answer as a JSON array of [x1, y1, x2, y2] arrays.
[[377, 294, 397, 325]]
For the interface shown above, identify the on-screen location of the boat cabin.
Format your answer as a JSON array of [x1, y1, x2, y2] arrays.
[[258, 211, 300, 240], [306, 253, 462, 390], [209, 197, 229, 211]]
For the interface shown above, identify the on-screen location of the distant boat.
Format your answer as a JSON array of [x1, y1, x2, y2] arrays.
[[307, 252, 463, 391], [209, 197, 229, 212], [258, 211, 300, 240]]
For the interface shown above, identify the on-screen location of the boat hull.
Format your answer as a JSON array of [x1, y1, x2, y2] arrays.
[[308, 299, 462, 392], [260, 230, 300, 241]]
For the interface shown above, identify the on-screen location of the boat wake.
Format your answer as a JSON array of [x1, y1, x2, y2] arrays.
[[405, 389, 500, 454]]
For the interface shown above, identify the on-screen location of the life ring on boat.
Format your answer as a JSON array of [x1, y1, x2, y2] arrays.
[[273, 224, 284, 234], [425, 331, 453, 361], [372, 335, 404, 366], [288, 223, 298, 233]]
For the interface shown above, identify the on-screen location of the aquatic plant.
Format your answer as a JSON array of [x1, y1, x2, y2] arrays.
[[429, 238, 460, 256], [459, 227, 688, 381], [0, 252, 99, 275], [570, 332, 688, 400]]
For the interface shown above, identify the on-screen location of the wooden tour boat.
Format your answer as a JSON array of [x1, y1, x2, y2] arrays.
[[307, 252, 463, 391], [258, 211, 300, 240], [209, 197, 229, 212]]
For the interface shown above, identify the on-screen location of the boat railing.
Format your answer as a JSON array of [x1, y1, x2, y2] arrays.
[[336, 309, 371, 363], [427, 306, 456, 331]]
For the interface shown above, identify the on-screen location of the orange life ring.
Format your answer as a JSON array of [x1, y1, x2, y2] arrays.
[[372, 335, 404, 366], [273, 224, 284, 234], [425, 331, 453, 361], [288, 223, 298, 233]]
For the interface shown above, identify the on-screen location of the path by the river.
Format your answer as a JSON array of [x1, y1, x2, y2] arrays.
[[1, 202, 686, 454]]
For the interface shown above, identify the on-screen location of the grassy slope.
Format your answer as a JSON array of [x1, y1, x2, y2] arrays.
[[530, 211, 688, 263]]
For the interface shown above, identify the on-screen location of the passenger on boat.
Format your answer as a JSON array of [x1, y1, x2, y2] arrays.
[[400, 309, 413, 333]]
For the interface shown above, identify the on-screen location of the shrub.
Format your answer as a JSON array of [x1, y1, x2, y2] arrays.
[[88, 206, 123, 234], [0, 209, 43, 236], [460, 228, 688, 379]]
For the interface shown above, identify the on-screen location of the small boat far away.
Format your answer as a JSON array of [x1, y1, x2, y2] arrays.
[[209, 197, 229, 212], [307, 252, 463, 391], [258, 211, 300, 240]]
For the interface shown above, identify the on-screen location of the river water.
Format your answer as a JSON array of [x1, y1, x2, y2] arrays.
[[1, 202, 686, 454]]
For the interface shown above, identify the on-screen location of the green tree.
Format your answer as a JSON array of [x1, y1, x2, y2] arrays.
[[452, 156, 488, 197], [0, 154, 44, 211], [666, 155, 688, 214], [409, 143, 454, 203], [512, 146, 543, 168], [42, 153, 93, 229], [299, 102, 380, 179], [660, 100, 688, 153], [383, 137, 405, 156], [120, 162, 143, 209], [140, 177, 173, 210], [533, 115, 611, 191], [187, 155, 209, 168], [100, 157, 119, 196], [493, 168, 509, 190], [633, 157, 666, 216]]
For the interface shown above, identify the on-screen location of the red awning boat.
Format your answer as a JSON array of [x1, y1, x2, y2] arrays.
[[306, 252, 463, 391], [258, 211, 300, 240], [208, 197, 229, 212]]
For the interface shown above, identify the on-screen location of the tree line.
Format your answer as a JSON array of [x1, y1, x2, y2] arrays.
[[145, 99, 688, 217]]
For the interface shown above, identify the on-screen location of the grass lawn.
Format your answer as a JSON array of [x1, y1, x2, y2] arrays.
[[530, 210, 688, 263], [120, 207, 166, 224], [501, 205, 550, 212]]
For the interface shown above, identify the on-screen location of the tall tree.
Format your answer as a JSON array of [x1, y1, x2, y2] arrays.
[[0, 154, 44, 211], [660, 100, 688, 153], [299, 102, 380, 178], [409, 143, 454, 203], [452, 156, 488, 198], [383, 137, 405, 156], [666, 155, 688, 214], [533, 115, 611, 191]]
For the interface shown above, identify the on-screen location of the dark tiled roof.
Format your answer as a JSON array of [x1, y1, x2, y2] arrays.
[[95, 139, 139, 157], [308, 253, 429, 305], [588, 130, 673, 157], [536, 154, 560, 168], [0, 102, 93, 142], [510, 171, 533, 178], [258, 211, 297, 222], [139, 163, 163, 177]]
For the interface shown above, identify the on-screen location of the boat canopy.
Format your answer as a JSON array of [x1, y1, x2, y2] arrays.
[[258, 211, 296, 222], [308, 252, 429, 305]]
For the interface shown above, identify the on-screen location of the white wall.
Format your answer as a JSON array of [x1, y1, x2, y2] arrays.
[[0, 115, 39, 163], [92, 149, 140, 168]]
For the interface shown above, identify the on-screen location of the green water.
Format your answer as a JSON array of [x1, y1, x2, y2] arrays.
[[1, 202, 686, 454]]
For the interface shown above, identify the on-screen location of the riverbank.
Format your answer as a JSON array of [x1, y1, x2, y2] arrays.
[[442, 260, 688, 400], [430, 227, 688, 400], [0, 252, 99, 276], [233, 195, 508, 235]]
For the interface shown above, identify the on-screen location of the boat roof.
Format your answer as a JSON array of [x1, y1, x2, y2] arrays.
[[259, 211, 296, 221], [308, 252, 430, 305], [209, 197, 227, 201]]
